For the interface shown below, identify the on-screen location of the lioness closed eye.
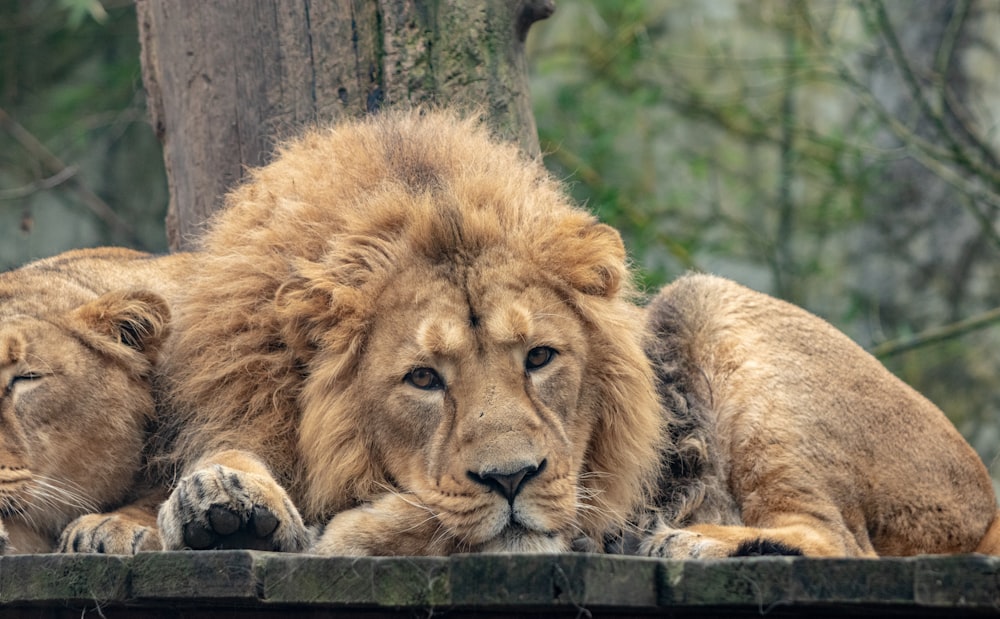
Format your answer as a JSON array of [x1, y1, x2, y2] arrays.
[[156, 109, 663, 554]]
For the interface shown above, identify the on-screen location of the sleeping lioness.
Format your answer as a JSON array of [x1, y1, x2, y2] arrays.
[[639, 273, 1000, 557], [0, 248, 190, 554]]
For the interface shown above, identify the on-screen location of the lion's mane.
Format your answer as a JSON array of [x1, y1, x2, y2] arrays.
[[161, 110, 665, 541]]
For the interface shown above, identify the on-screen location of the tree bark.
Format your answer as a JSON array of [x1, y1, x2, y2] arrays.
[[136, 0, 555, 251]]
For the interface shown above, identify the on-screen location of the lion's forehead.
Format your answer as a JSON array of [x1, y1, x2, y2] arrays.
[[386, 271, 577, 357], [0, 320, 88, 376], [415, 300, 535, 356], [0, 319, 46, 365]]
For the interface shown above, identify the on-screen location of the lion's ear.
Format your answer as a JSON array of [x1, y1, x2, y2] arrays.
[[543, 220, 627, 298], [273, 271, 335, 358], [71, 290, 171, 361]]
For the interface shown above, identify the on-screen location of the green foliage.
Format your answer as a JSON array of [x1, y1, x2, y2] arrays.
[[528, 0, 1000, 477], [56, 0, 108, 28]]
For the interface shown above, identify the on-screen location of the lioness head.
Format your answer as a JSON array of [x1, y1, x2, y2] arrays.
[[178, 110, 666, 552], [0, 290, 168, 552]]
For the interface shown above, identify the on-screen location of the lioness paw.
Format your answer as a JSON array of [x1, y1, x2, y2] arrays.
[[158, 464, 309, 552], [58, 513, 160, 555]]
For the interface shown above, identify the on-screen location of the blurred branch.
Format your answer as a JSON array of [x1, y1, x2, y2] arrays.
[[799, 4, 1000, 187], [932, 0, 969, 78], [774, 23, 798, 300], [860, 0, 1000, 188], [0, 106, 141, 245], [798, 3, 1000, 246], [931, 0, 1000, 181], [0, 166, 77, 200], [871, 305, 1000, 358]]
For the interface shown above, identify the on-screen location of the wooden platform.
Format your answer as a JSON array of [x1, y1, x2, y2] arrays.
[[1, 551, 999, 617]]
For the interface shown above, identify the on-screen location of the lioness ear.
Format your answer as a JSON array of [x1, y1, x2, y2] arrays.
[[71, 290, 171, 360], [543, 220, 628, 298]]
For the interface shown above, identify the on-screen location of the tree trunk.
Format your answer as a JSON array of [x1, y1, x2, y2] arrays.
[[136, 0, 554, 251]]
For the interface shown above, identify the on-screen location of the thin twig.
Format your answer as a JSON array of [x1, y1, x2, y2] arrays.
[[871, 305, 1000, 358], [0, 166, 77, 200], [0, 106, 141, 245], [861, 0, 1000, 188], [799, 4, 1000, 234]]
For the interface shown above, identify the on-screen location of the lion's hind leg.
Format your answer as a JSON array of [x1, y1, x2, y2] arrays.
[[641, 514, 875, 559], [975, 510, 1000, 555]]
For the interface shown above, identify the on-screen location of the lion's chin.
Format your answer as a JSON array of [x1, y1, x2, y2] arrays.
[[474, 525, 569, 554]]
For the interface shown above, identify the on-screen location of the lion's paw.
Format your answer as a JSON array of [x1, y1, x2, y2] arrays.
[[158, 464, 309, 552], [311, 497, 458, 556], [640, 526, 731, 559], [640, 525, 804, 559], [58, 513, 160, 554], [0, 519, 8, 555]]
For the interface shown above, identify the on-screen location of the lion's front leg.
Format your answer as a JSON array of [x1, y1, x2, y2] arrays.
[[312, 493, 460, 556], [158, 449, 310, 552]]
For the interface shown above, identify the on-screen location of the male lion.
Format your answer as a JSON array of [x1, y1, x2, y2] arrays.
[[0, 247, 190, 554], [157, 109, 999, 558], [157, 110, 664, 554], [640, 273, 1000, 558]]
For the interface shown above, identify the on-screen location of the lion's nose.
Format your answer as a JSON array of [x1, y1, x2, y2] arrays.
[[468, 459, 547, 502]]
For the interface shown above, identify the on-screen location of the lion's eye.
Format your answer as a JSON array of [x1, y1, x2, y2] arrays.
[[525, 346, 556, 371], [7, 372, 44, 392], [404, 367, 444, 391]]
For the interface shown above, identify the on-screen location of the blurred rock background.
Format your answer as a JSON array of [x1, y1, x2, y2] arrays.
[[1, 0, 997, 483]]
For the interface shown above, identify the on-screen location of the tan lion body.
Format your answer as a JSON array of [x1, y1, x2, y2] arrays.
[[155, 110, 998, 558], [0, 247, 192, 554], [158, 110, 663, 554], [642, 273, 1000, 557]]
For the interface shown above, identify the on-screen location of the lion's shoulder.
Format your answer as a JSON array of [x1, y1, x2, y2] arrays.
[[1, 247, 193, 318]]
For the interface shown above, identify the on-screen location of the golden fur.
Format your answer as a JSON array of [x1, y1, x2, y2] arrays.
[[641, 273, 1000, 557], [157, 110, 664, 554], [154, 109, 998, 557], [0, 247, 191, 554]]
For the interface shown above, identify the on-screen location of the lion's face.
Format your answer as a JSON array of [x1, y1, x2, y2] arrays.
[[0, 291, 168, 551], [355, 259, 593, 551], [294, 224, 661, 552]]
